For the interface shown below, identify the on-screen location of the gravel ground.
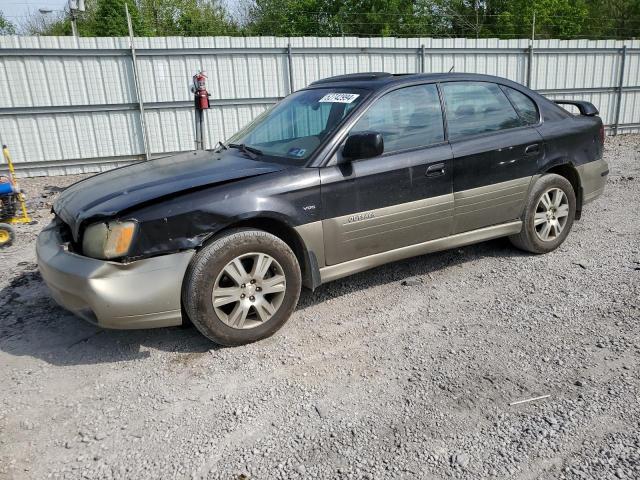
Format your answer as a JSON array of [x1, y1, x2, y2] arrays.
[[1, 135, 639, 480]]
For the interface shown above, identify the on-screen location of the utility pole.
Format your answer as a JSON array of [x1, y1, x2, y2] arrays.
[[531, 12, 536, 43], [70, 10, 78, 36], [126, 3, 152, 161], [68, 0, 85, 37]]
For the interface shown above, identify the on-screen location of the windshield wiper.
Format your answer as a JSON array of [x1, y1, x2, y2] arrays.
[[228, 143, 262, 159], [216, 141, 228, 151]]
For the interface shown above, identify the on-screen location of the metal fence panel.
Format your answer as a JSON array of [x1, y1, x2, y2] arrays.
[[0, 35, 638, 176]]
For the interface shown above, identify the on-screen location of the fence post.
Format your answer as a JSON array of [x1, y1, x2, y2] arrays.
[[613, 45, 627, 136], [526, 44, 534, 88], [125, 4, 151, 161], [421, 44, 426, 73], [287, 43, 294, 94]]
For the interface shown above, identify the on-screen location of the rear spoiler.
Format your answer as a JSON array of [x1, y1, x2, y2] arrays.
[[554, 100, 599, 116]]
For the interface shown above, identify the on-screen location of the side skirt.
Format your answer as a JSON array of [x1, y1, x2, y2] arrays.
[[318, 220, 522, 284]]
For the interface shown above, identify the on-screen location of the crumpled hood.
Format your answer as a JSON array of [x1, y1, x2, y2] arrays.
[[54, 150, 286, 240]]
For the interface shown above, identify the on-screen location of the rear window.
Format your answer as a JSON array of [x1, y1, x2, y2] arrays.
[[441, 82, 524, 140]]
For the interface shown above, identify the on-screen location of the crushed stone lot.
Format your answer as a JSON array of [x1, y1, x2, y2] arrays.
[[1, 135, 639, 480]]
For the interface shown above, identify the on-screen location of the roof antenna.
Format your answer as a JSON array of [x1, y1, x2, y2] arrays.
[[448, 65, 455, 73]]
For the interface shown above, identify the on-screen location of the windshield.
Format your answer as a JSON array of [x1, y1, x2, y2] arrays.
[[226, 88, 368, 165]]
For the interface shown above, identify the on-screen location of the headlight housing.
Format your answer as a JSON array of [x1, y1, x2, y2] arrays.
[[82, 221, 137, 260]]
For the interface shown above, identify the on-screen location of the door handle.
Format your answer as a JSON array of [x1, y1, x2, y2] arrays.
[[426, 163, 445, 177], [524, 144, 540, 155]]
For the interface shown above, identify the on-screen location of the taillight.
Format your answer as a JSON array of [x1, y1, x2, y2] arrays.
[[598, 124, 605, 145]]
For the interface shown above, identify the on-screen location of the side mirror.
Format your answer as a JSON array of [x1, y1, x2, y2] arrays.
[[342, 132, 384, 161]]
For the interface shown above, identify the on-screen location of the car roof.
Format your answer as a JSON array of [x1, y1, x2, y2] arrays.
[[306, 72, 527, 92]]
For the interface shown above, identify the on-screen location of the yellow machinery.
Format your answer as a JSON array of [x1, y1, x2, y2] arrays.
[[0, 145, 31, 248]]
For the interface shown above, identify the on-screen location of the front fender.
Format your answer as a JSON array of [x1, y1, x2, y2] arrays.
[[120, 167, 322, 260]]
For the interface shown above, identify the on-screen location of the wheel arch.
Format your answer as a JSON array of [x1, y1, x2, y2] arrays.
[[197, 215, 321, 291], [542, 162, 583, 220]]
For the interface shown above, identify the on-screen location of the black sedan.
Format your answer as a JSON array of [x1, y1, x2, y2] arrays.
[[37, 72, 608, 345]]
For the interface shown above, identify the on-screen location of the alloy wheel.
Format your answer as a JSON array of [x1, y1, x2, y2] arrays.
[[212, 252, 287, 329], [534, 187, 570, 242]]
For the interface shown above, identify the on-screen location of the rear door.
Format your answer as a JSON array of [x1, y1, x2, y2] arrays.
[[320, 83, 454, 265], [440, 81, 544, 233]]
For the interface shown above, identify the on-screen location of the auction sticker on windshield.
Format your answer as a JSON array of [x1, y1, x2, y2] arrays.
[[319, 93, 360, 103]]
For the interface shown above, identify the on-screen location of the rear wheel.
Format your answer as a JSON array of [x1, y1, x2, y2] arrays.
[[509, 174, 576, 254], [183, 229, 301, 346], [0, 223, 15, 248]]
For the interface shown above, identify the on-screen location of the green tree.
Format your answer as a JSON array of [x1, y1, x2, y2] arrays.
[[141, 0, 237, 36], [243, 0, 331, 36], [20, 11, 70, 35], [94, 0, 149, 36], [243, 0, 637, 39], [10, 0, 640, 39], [243, 0, 436, 36], [333, 0, 434, 36], [492, 0, 589, 39], [0, 11, 16, 35], [584, 0, 640, 38]]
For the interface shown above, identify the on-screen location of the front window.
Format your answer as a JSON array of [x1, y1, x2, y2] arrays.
[[349, 84, 444, 154], [227, 88, 367, 164]]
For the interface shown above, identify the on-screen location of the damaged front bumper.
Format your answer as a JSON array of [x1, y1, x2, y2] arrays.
[[36, 221, 194, 329]]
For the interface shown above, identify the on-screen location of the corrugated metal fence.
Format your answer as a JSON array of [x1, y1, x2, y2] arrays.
[[0, 36, 638, 176]]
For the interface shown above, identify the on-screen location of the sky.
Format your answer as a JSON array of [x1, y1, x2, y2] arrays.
[[1, 0, 68, 25]]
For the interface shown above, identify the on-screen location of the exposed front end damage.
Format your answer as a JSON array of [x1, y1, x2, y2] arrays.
[[37, 150, 322, 328], [37, 220, 193, 328]]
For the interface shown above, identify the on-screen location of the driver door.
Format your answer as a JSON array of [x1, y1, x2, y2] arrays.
[[320, 84, 454, 266]]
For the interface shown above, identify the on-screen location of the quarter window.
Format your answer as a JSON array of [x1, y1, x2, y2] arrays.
[[349, 84, 444, 154], [502, 86, 539, 125], [442, 82, 524, 140]]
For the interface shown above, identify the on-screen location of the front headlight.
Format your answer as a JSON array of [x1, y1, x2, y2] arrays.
[[82, 221, 137, 259]]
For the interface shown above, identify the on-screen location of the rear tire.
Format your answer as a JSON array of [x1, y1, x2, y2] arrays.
[[509, 174, 576, 254], [0, 223, 15, 248], [183, 229, 301, 346]]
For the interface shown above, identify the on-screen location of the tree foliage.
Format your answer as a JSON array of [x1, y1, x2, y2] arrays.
[[243, 0, 639, 38], [13, 0, 640, 39], [94, 0, 149, 36], [0, 10, 17, 35], [142, 0, 237, 36]]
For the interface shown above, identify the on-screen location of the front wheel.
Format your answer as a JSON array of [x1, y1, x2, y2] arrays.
[[509, 173, 577, 254], [183, 229, 302, 346]]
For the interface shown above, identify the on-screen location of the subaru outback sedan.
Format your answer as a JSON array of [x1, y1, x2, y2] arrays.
[[37, 72, 608, 346]]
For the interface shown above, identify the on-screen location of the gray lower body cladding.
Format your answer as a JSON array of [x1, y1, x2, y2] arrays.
[[576, 158, 608, 204], [298, 163, 607, 284], [317, 220, 522, 283], [322, 193, 454, 265], [299, 176, 534, 273], [453, 176, 534, 234]]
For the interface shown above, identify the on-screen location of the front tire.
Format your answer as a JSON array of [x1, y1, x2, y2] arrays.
[[183, 229, 302, 346], [509, 174, 576, 254]]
